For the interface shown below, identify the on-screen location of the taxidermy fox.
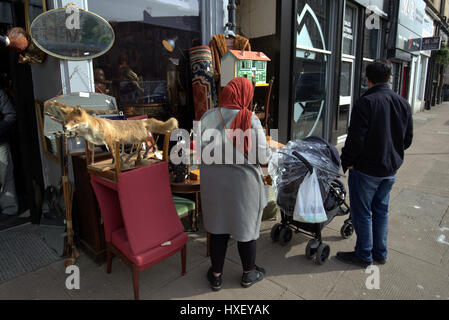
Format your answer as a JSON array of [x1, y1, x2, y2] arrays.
[[49, 100, 178, 166]]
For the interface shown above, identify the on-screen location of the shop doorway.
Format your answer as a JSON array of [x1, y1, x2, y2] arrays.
[[0, 2, 44, 231], [401, 65, 409, 98], [0, 22, 31, 230], [336, 57, 355, 143], [0, 1, 63, 284], [335, 1, 358, 144]]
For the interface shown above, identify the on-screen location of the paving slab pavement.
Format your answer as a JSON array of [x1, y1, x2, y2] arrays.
[[1, 104, 449, 300]]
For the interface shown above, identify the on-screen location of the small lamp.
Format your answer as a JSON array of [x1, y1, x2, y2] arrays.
[[162, 36, 178, 53], [162, 36, 186, 60]]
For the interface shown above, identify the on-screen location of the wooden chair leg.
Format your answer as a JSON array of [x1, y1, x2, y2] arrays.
[[181, 244, 187, 276], [132, 265, 140, 300], [188, 211, 194, 232], [106, 244, 112, 274], [195, 192, 200, 232], [206, 232, 210, 257]]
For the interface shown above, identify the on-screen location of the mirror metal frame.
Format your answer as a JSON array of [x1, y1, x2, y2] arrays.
[[29, 4, 115, 61]]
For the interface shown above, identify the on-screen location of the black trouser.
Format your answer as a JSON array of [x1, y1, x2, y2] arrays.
[[209, 233, 257, 274]]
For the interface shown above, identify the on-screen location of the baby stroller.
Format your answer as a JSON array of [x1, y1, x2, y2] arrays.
[[269, 136, 353, 265]]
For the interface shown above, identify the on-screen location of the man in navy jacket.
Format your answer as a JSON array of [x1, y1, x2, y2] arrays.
[[337, 61, 413, 267]]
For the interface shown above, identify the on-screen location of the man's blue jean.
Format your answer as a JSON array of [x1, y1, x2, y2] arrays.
[[348, 169, 396, 262]]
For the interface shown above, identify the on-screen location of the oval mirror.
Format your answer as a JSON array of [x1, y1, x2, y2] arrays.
[[30, 6, 114, 60]]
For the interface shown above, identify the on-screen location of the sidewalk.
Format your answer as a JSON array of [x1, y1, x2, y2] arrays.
[[1, 103, 449, 300]]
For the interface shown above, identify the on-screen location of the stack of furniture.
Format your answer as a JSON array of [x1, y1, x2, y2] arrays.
[[90, 161, 188, 300]]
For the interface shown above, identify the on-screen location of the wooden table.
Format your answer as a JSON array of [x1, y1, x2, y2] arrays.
[[170, 176, 212, 256], [267, 136, 285, 149], [170, 177, 201, 232]]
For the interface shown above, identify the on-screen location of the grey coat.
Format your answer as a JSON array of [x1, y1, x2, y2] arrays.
[[199, 107, 271, 242]]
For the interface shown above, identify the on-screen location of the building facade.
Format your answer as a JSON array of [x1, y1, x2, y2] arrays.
[[239, 0, 448, 144], [238, 0, 390, 145]]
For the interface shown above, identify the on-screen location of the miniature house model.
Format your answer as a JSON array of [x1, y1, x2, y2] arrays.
[[221, 50, 271, 87]]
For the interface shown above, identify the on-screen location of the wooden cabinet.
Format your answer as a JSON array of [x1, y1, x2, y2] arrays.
[[71, 152, 112, 263]]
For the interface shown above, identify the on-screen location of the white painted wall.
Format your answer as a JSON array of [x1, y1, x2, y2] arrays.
[[407, 56, 417, 107], [407, 55, 418, 111], [237, 0, 276, 39], [409, 54, 429, 114]]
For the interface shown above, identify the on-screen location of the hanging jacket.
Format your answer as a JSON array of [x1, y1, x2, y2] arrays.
[[208, 33, 251, 88]]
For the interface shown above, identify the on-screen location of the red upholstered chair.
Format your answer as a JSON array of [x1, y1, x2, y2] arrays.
[[90, 161, 188, 300]]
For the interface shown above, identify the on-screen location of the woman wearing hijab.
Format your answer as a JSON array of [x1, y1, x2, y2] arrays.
[[199, 77, 271, 291]]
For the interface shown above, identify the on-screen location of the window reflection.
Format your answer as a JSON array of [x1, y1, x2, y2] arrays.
[[296, 0, 329, 50], [293, 0, 330, 140], [89, 0, 201, 119], [340, 61, 352, 97], [342, 6, 355, 55], [360, 20, 381, 96], [292, 50, 327, 140], [361, 60, 370, 96]]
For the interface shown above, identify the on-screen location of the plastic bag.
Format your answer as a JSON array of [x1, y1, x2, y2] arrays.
[[293, 171, 328, 224]]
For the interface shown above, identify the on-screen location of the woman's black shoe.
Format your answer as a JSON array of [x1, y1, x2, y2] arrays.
[[207, 267, 222, 291], [241, 265, 265, 288]]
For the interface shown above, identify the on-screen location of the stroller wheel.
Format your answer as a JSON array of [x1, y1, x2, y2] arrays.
[[279, 228, 293, 246], [315, 243, 330, 265], [306, 239, 320, 259], [340, 222, 354, 239], [270, 223, 283, 242]]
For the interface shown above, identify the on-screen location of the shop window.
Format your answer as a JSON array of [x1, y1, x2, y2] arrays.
[[363, 28, 380, 60], [0, 3, 13, 25], [336, 61, 353, 138], [360, 59, 371, 96], [340, 61, 352, 97], [390, 62, 402, 94], [296, 0, 331, 52], [293, 0, 331, 140], [342, 5, 356, 56], [360, 19, 382, 96], [292, 50, 327, 140], [88, 0, 201, 119]]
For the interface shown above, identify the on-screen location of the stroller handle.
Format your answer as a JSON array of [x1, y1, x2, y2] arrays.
[[292, 151, 314, 174]]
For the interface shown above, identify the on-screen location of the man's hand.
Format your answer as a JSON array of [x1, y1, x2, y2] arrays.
[[348, 166, 354, 170]]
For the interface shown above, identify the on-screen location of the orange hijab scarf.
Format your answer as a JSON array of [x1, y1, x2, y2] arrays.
[[220, 77, 254, 153]]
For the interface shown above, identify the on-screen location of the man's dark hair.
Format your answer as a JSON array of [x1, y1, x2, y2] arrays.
[[366, 60, 392, 84]]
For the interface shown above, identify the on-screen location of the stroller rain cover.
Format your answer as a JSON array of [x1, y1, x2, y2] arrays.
[[268, 136, 343, 216]]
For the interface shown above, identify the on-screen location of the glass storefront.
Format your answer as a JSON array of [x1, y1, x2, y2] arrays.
[[360, 20, 382, 96], [342, 4, 356, 56], [291, 0, 331, 140], [389, 63, 399, 93], [336, 1, 359, 142], [88, 0, 202, 120]]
